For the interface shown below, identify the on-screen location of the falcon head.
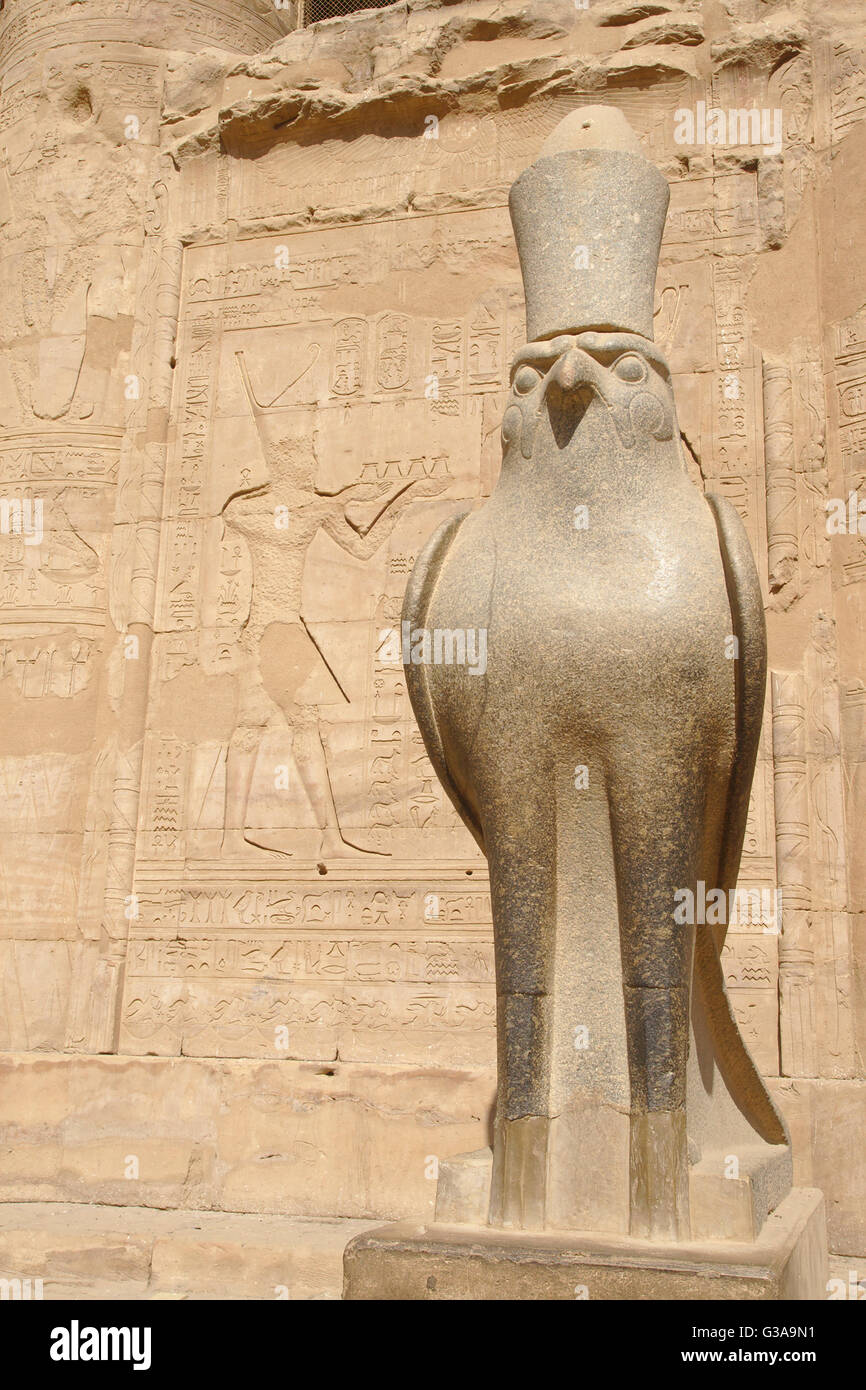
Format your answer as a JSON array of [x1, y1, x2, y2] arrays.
[[501, 332, 677, 462]]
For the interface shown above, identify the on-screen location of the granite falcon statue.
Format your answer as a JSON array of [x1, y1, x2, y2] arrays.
[[402, 107, 790, 1240]]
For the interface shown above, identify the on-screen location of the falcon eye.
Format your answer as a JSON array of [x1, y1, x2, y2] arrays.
[[512, 364, 541, 395], [613, 353, 648, 384]]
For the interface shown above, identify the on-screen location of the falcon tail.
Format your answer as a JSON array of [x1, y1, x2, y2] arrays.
[[696, 491, 788, 1147]]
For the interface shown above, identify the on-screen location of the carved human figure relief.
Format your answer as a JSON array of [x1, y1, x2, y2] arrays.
[[220, 348, 453, 861]]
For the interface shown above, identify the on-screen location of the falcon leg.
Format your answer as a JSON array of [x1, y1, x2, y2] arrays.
[[483, 790, 557, 1231], [606, 747, 729, 1240]]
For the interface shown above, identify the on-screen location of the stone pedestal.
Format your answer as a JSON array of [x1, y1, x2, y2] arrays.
[[343, 1188, 828, 1300]]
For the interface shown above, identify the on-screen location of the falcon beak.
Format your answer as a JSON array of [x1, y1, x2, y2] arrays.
[[550, 348, 605, 409], [547, 348, 603, 444], [553, 348, 597, 392]]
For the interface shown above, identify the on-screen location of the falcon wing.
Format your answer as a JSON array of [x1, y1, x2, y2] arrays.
[[401, 508, 486, 855]]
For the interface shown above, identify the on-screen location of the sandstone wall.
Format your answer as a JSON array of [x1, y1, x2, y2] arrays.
[[0, 0, 864, 1255]]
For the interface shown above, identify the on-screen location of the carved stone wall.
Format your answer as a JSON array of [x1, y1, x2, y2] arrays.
[[0, 0, 864, 1255]]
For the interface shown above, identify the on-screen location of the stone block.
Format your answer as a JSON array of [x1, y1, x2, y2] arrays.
[[344, 1189, 828, 1301]]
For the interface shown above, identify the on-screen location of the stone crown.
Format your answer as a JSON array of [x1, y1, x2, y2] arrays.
[[509, 106, 670, 343]]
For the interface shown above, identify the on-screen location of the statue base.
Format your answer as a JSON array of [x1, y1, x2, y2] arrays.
[[343, 1188, 827, 1300]]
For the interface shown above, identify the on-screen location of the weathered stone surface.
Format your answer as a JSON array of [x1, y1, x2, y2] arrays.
[[343, 1188, 829, 1300], [0, 1054, 492, 1219], [0, 1201, 375, 1300], [621, 15, 705, 47], [770, 1078, 866, 1256]]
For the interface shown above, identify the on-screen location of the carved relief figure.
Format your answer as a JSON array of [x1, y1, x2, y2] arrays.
[[219, 349, 443, 859]]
